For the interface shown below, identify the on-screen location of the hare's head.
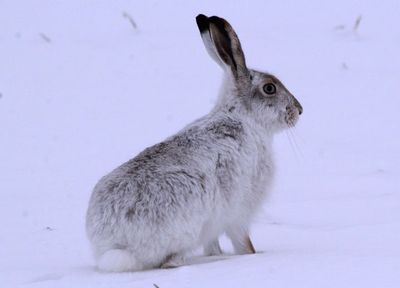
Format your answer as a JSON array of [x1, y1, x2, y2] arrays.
[[196, 14, 302, 132]]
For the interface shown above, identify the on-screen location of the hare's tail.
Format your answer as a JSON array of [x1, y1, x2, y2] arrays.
[[97, 249, 143, 272]]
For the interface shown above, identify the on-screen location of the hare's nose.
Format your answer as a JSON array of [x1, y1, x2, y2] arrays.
[[297, 105, 303, 115], [292, 97, 303, 115]]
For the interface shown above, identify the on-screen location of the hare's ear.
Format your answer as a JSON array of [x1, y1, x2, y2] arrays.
[[196, 14, 248, 78]]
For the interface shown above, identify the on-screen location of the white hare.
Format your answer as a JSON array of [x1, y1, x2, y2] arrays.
[[86, 14, 302, 272]]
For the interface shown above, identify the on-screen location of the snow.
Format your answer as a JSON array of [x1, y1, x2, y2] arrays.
[[1, 0, 399, 287]]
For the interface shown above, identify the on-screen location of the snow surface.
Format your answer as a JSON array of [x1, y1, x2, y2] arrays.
[[1, 0, 399, 287]]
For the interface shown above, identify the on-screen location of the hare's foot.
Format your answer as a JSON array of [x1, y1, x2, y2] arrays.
[[160, 253, 185, 269], [227, 227, 256, 255], [204, 239, 223, 256]]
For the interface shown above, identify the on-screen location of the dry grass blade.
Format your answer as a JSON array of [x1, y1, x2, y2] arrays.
[[122, 11, 138, 30], [334, 24, 346, 31], [39, 33, 51, 43], [353, 15, 362, 31]]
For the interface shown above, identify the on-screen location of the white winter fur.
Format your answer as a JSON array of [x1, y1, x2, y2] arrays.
[[87, 96, 273, 270], [86, 14, 302, 272]]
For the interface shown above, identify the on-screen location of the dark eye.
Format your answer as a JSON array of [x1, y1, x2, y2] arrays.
[[263, 83, 276, 95]]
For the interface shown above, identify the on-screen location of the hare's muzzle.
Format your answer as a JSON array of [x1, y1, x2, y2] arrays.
[[293, 97, 303, 115]]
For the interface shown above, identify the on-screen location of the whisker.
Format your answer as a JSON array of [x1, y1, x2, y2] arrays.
[[288, 126, 304, 160], [289, 123, 306, 147], [285, 128, 300, 160], [284, 116, 304, 162]]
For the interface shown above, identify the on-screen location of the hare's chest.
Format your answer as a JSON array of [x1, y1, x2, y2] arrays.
[[254, 142, 275, 191]]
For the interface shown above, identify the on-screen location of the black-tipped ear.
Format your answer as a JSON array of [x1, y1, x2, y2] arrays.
[[196, 14, 209, 34], [196, 14, 225, 67], [208, 16, 239, 71], [196, 14, 248, 78]]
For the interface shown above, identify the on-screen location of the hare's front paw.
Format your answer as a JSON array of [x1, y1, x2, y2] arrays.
[[227, 228, 256, 255], [204, 240, 223, 256]]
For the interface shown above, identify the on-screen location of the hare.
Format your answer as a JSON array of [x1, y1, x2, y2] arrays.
[[86, 14, 302, 272]]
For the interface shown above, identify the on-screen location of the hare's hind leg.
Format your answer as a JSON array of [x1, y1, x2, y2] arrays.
[[160, 253, 186, 269], [204, 239, 223, 256], [97, 249, 143, 272]]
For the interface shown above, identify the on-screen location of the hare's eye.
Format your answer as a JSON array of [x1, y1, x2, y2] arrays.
[[263, 83, 276, 95]]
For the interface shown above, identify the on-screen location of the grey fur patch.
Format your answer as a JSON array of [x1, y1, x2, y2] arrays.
[[206, 119, 243, 141]]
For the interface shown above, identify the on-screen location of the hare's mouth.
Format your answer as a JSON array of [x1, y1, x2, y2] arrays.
[[284, 106, 300, 127]]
